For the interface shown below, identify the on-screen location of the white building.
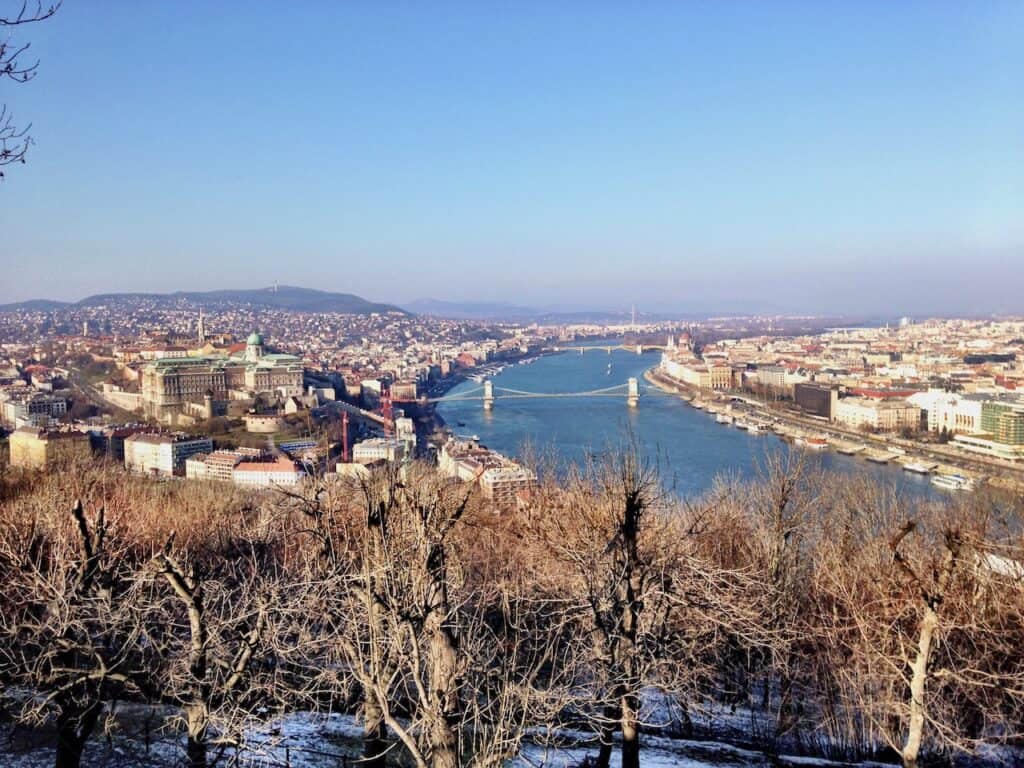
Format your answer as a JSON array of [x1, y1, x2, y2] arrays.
[[833, 397, 921, 432], [394, 416, 416, 451], [479, 465, 535, 511], [908, 390, 985, 435], [185, 447, 264, 481], [660, 354, 732, 390], [352, 437, 407, 465], [232, 455, 305, 487], [1, 393, 68, 428], [125, 433, 214, 476], [757, 365, 787, 390], [952, 434, 1024, 463]]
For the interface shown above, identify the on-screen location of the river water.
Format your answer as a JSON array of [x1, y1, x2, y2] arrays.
[[437, 346, 937, 499]]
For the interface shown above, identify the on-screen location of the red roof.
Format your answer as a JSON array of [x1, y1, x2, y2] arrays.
[[848, 387, 918, 399], [235, 455, 301, 474]]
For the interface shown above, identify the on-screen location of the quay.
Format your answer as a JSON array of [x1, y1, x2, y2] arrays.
[[644, 367, 1024, 493]]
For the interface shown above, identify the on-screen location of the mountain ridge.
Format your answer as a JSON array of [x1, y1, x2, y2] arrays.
[[0, 286, 407, 315]]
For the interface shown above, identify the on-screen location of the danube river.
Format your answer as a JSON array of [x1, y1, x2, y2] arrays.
[[438, 346, 938, 499]]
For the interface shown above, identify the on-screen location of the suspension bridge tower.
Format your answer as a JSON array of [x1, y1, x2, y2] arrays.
[[483, 379, 495, 410], [627, 377, 639, 408]]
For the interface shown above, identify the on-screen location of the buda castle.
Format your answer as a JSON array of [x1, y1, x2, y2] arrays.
[[140, 331, 304, 424]]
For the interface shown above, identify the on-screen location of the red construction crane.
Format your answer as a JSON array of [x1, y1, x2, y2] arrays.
[[341, 410, 350, 463], [380, 387, 394, 436]]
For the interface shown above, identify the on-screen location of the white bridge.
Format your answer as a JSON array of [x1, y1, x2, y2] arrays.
[[429, 377, 643, 409]]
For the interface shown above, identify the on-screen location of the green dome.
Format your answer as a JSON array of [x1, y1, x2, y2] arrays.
[[247, 331, 263, 346]]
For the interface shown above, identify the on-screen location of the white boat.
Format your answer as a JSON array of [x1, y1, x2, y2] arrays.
[[931, 474, 975, 491], [902, 462, 935, 475], [796, 436, 828, 451], [716, 413, 733, 424], [734, 420, 749, 430], [834, 443, 865, 455], [865, 451, 896, 464], [747, 423, 762, 435]]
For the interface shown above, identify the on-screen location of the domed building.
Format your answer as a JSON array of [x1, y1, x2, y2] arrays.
[[245, 331, 264, 362], [140, 329, 304, 424]]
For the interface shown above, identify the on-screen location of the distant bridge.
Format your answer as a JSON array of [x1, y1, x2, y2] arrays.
[[548, 344, 672, 355]]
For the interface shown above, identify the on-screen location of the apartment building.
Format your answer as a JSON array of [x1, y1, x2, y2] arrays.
[[185, 447, 264, 481], [9, 427, 91, 469], [124, 433, 214, 476], [833, 397, 922, 432], [479, 465, 535, 511]]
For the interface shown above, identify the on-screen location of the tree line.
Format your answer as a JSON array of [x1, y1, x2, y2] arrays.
[[0, 453, 1022, 768]]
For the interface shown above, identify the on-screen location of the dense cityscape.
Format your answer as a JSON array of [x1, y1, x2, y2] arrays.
[[2, 297, 1022, 501]]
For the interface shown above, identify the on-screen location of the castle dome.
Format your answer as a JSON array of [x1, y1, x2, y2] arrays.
[[246, 331, 263, 346]]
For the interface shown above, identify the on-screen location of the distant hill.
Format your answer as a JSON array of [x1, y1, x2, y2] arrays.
[[0, 298, 72, 312], [0, 286, 406, 315], [403, 298, 540, 319]]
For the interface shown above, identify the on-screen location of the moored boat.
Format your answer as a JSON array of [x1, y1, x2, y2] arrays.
[[796, 435, 828, 450], [865, 451, 896, 464], [902, 461, 936, 475], [931, 473, 975, 491], [834, 443, 865, 455]]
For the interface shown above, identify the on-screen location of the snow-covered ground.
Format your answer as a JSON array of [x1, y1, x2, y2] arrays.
[[1, 708, 902, 768]]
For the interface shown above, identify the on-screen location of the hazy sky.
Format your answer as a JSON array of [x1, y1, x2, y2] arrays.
[[2, 1, 1022, 315]]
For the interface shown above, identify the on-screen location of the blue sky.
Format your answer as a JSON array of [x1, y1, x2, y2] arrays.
[[2, 1, 1022, 315]]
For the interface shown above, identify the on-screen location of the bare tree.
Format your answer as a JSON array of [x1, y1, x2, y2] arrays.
[[816, 494, 1024, 768], [148, 537, 272, 768], [1, 1, 61, 177], [747, 453, 817, 734], [535, 446, 785, 768], [313, 463, 570, 768], [0, 498, 150, 768]]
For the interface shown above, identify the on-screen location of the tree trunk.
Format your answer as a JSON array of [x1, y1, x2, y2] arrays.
[[362, 693, 388, 768], [620, 693, 641, 768], [423, 606, 460, 768], [902, 606, 937, 768], [594, 704, 619, 768], [777, 661, 796, 735], [55, 701, 101, 768], [363, 500, 392, 768], [186, 701, 209, 768]]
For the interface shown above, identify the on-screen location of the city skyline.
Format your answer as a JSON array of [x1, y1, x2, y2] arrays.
[[2, 2, 1022, 315]]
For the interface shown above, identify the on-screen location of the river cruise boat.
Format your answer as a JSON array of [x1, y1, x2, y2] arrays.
[[747, 423, 763, 435], [716, 413, 733, 424], [931, 474, 975, 491]]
